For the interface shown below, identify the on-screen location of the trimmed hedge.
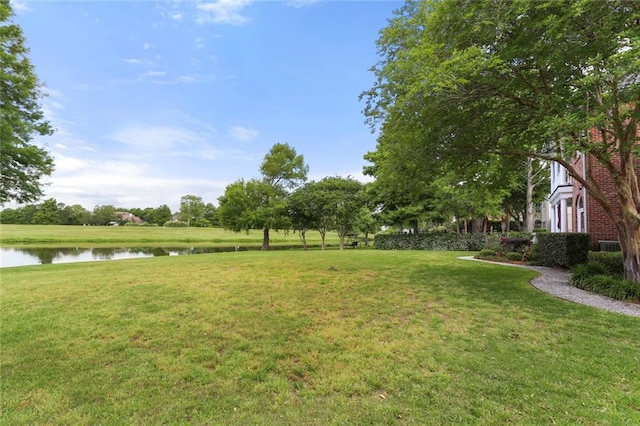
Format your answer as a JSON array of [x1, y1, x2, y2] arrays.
[[537, 232, 590, 268], [374, 233, 488, 251]]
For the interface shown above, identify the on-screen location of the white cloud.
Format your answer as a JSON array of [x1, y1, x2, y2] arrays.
[[286, 0, 321, 9], [143, 42, 153, 50], [196, 0, 252, 25], [10, 0, 30, 12], [109, 125, 205, 151], [170, 12, 183, 21], [52, 153, 91, 173], [177, 75, 196, 83], [122, 58, 154, 66], [195, 37, 205, 49], [141, 70, 167, 78], [47, 158, 228, 210], [228, 126, 259, 142]]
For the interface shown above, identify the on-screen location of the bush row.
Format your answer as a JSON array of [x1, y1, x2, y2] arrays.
[[374, 233, 489, 251], [571, 262, 640, 301]]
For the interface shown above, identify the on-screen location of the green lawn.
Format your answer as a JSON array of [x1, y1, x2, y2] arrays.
[[0, 224, 341, 247], [2, 250, 639, 424]]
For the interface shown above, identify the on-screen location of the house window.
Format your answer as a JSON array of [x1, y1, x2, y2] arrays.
[[577, 195, 585, 232]]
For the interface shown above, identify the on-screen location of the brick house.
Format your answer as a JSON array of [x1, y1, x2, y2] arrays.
[[549, 127, 640, 250]]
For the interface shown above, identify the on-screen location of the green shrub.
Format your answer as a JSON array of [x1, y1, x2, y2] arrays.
[[571, 262, 610, 287], [588, 251, 624, 277], [373, 233, 489, 251], [500, 237, 532, 253], [506, 252, 523, 261], [164, 220, 188, 227], [537, 233, 590, 268], [478, 249, 497, 257], [575, 275, 640, 301], [524, 243, 544, 265]]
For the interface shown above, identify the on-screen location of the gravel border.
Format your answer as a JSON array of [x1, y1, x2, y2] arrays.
[[459, 256, 640, 317]]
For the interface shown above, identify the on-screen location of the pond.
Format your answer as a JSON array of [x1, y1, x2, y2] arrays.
[[0, 245, 307, 268]]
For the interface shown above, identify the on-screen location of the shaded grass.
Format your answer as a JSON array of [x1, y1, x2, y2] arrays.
[[2, 251, 640, 424], [0, 224, 341, 247]]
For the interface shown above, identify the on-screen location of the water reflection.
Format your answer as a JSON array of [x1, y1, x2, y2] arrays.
[[0, 245, 309, 268]]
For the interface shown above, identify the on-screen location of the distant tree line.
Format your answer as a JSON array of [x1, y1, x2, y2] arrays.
[[0, 201, 179, 226]]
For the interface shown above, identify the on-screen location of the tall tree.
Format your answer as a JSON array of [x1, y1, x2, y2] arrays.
[[0, 0, 54, 204], [178, 195, 205, 226], [91, 205, 117, 225], [31, 198, 60, 224], [153, 204, 173, 226], [364, 0, 640, 280], [60, 204, 91, 225], [218, 143, 308, 250], [316, 176, 364, 250]]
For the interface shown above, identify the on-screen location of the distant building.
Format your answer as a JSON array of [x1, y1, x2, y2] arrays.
[[115, 211, 144, 224]]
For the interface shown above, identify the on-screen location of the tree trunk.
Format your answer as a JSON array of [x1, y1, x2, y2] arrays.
[[339, 233, 345, 250], [612, 160, 640, 281], [300, 229, 307, 250], [501, 213, 510, 233], [411, 218, 419, 235], [523, 158, 535, 233], [617, 220, 640, 282], [262, 228, 270, 251], [320, 230, 326, 250]]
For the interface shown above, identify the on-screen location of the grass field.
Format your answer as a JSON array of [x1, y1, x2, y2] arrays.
[[0, 224, 342, 247], [2, 250, 639, 424]]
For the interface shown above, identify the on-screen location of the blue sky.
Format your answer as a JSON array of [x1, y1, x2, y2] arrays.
[[11, 0, 399, 212]]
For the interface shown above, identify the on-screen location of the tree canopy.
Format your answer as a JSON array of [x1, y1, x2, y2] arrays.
[[363, 0, 640, 279], [218, 143, 308, 250], [0, 0, 54, 204]]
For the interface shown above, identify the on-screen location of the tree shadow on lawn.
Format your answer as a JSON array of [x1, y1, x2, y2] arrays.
[[407, 259, 590, 321]]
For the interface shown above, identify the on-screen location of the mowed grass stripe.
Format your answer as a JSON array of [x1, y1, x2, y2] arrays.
[[2, 250, 639, 424], [0, 224, 341, 247]]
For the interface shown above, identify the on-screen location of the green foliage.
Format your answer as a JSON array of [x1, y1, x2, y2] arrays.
[[362, 0, 640, 278], [90, 205, 117, 226], [523, 243, 543, 265], [164, 220, 188, 227], [478, 249, 497, 257], [571, 262, 611, 287], [506, 252, 523, 262], [537, 233, 590, 268], [588, 251, 624, 277], [31, 198, 61, 225], [218, 143, 307, 250], [573, 274, 640, 302], [0, 1, 54, 204], [178, 195, 205, 226], [374, 232, 488, 251]]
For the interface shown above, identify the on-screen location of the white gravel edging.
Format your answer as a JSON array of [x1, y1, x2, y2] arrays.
[[459, 256, 640, 317]]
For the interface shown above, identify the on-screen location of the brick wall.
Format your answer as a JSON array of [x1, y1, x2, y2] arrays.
[[574, 126, 640, 249]]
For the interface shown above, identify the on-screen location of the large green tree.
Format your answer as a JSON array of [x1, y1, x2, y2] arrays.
[[178, 195, 205, 226], [364, 0, 640, 279], [218, 143, 308, 250], [315, 176, 364, 250], [31, 197, 60, 224], [0, 0, 54, 204]]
